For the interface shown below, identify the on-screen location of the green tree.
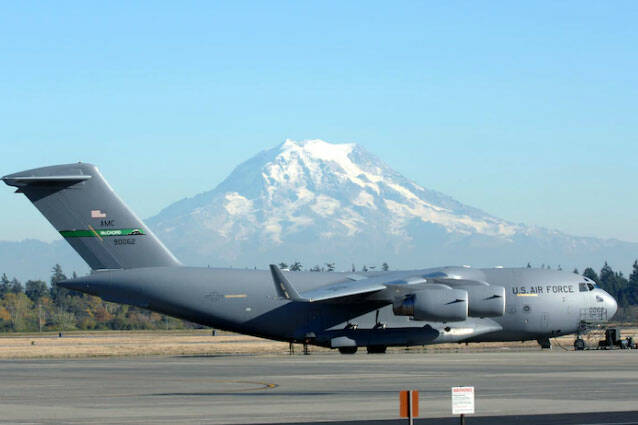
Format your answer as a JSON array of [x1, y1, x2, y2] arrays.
[[0, 304, 10, 330], [49, 264, 68, 301], [325, 263, 335, 272], [290, 261, 303, 271], [10, 278, 23, 294], [630, 260, 638, 285], [600, 262, 613, 282], [628, 260, 638, 305], [599, 262, 629, 306], [583, 267, 599, 284], [1, 292, 32, 331], [382, 262, 389, 271], [25, 280, 48, 302], [615, 271, 630, 307], [0, 273, 9, 298], [52, 308, 76, 332], [278, 262, 289, 270], [573, 268, 579, 274]]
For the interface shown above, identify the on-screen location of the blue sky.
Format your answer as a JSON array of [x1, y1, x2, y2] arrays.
[[1, 1, 637, 242]]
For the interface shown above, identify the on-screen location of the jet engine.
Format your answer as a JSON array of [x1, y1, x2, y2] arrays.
[[465, 285, 505, 317], [393, 286, 468, 322]]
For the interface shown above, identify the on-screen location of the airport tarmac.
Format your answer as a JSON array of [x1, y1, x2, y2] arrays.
[[1, 350, 638, 424]]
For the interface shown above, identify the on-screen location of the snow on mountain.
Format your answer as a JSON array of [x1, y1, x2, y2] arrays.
[[146, 139, 637, 271]]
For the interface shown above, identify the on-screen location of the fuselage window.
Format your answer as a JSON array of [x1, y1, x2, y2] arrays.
[[579, 283, 588, 292]]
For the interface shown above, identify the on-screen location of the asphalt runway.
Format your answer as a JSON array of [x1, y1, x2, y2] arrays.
[[1, 350, 638, 424]]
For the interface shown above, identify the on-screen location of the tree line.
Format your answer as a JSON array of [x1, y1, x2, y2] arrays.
[[278, 262, 390, 272], [578, 261, 638, 308], [0, 265, 191, 332], [2, 260, 638, 332]]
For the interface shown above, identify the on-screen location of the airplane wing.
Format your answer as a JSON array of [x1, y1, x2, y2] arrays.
[[269, 265, 386, 302], [269, 265, 498, 304]]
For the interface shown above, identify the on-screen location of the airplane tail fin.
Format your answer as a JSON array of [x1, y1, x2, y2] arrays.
[[2, 163, 181, 270]]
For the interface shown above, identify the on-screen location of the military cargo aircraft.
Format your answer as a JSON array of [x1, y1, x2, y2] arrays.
[[2, 164, 618, 353]]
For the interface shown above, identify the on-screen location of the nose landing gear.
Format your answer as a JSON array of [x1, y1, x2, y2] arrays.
[[574, 337, 586, 351]]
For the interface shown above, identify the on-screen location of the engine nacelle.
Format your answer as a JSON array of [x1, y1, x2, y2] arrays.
[[466, 285, 506, 317], [393, 286, 468, 322]]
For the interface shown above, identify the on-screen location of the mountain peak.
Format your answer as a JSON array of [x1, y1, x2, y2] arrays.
[[278, 139, 359, 168], [281, 138, 355, 151], [265, 138, 386, 194], [148, 139, 528, 266]]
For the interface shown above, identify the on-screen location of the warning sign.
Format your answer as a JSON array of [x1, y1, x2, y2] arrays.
[[451, 386, 475, 415]]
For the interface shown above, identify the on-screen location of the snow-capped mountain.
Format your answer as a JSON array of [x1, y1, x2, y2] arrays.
[[2, 139, 636, 281], [146, 139, 637, 271]]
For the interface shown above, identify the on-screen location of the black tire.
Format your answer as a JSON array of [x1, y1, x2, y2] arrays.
[[366, 345, 387, 354], [338, 346, 358, 355], [537, 337, 552, 349], [574, 338, 586, 351]]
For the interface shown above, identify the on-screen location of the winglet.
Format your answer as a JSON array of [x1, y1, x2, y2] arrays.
[[269, 264, 305, 301]]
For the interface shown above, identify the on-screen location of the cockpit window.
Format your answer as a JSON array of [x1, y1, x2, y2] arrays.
[[587, 283, 595, 291], [579, 283, 588, 292]]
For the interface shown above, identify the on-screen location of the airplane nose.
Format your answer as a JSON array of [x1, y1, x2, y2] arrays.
[[607, 293, 618, 320]]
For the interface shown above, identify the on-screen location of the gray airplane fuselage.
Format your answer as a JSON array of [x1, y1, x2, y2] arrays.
[[63, 265, 617, 348]]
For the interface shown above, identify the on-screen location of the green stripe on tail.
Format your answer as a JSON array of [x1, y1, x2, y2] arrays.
[[60, 228, 146, 238]]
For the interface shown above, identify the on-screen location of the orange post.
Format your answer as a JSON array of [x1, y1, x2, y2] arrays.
[[399, 390, 409, 418], [412, 390, 419, 417], [400, 390, 419, 424]]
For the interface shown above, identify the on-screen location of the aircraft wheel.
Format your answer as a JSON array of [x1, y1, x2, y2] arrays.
[[366, 345, 387, 354], [574, 338, 586, 351], [338, 346, 358, 355]]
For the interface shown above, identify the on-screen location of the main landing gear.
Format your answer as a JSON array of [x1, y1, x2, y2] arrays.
[[366, 345, 387, 354], [537, 337, 552, 350], [337, 345, 388, 354]]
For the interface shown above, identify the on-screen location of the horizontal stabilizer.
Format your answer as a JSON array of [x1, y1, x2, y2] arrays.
[[3, 175, 92, 186]]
